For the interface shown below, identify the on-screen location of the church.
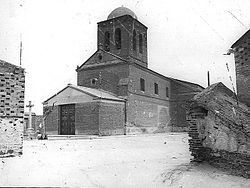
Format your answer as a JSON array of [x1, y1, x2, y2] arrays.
[[43, 7, 204, 136]]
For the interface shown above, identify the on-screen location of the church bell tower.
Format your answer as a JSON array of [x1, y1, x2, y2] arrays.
[[97, 7, 148, 67]]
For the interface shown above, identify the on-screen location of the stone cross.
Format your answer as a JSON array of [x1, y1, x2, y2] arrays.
[[26, 101, 34, 130]]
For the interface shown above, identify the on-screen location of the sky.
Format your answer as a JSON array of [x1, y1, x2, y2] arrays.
[[0, 0, 250, 114]]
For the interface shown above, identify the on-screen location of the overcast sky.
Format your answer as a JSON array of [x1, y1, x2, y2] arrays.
[[0, 0, 250, 114]]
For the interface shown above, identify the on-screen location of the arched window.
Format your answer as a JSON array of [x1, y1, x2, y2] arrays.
[[133, 30, 137, 51], [115, 28, 121, 49], [139, 34, 143, 53], [104, 31, 110, 51]]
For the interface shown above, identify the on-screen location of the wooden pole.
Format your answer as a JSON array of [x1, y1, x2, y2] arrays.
[[207, 71, 210, 87]]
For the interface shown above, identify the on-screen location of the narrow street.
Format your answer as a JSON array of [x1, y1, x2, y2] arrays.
[[0, 133, 249, 187]]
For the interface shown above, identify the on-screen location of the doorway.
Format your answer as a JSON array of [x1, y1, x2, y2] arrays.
[[60, 104, 75, 135]]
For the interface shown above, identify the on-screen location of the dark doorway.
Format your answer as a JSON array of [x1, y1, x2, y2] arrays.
[[60, 104, 75, 135]]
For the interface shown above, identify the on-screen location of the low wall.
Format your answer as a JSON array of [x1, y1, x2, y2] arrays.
[[187, 107, 250, 178], [0, 118, 23, 157]]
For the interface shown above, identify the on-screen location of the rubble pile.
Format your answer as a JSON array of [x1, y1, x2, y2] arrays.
[[187, 82, 250, 178]]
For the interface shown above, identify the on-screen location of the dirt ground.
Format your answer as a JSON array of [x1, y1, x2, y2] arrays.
[[0, 133, 249, 187]]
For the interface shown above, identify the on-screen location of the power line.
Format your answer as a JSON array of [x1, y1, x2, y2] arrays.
[[227, 11, 247, 29], [190, 6, 225, 41]]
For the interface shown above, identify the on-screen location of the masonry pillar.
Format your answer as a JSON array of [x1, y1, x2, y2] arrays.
[[26, 101, 34, 139]]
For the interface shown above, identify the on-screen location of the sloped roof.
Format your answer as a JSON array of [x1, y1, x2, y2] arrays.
[[76, 49, 127, 71], [70, 84, 125, 101], [0, 59, 24, 71], [130, 62, 204, 92], [231, 29, 250, 48], [77, 50, 204, 92], [43, 84, 125, 104], [172, 78, 204, 92], [190, 82, 250, 136]]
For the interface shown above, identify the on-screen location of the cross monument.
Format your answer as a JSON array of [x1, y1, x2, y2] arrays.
[[26, 101, 34, 138]]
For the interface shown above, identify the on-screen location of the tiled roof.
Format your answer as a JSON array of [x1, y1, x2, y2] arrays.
[[43, 84, 125, 104], [68, 84, 125, 101]]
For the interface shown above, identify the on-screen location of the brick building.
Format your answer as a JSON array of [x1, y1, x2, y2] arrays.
[[230, 30, 250, 107], [43, 84, 125, 136], [44, 7, 203, 135], [0, 60, 25, 156]]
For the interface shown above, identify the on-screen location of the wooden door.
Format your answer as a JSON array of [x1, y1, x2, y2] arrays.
[[60, 104, 75, 135]]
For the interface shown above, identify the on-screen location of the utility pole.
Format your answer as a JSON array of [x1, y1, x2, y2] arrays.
[[20, 34, 22, 66], [207, 71, 210, 87], [26, 101, 34, 139]]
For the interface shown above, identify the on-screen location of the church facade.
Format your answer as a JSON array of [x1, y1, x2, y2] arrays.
[[43, 7, 203, 136]]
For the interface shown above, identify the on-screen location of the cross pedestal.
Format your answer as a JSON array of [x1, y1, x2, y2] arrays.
[[26, 101, 34, 139]]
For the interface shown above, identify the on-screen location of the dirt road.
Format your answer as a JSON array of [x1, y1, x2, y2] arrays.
[[0, 133, 249, 187]]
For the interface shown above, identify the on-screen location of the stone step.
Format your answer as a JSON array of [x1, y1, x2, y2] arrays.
[[47, 135, 99, 140]]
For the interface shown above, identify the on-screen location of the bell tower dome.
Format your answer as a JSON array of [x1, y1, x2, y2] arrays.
[[97, 7, 148, 67], [107, 6, 138, 20]]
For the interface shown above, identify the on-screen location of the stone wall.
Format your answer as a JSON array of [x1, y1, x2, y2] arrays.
[[187, 83, 250, 178], [0, 60, 25, 157], [0, 118, 23, 156]]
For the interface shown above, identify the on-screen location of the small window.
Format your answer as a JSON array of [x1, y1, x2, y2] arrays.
[[140, 78, 145, 92], [104, 31, 110, 51], [115, 28, 121, 49], [154, 83, 158, 95], [91, 78, 97, 85], [139, 34, 143, 53], [133, 30, 137, 51], [166, 87, 169, 97]]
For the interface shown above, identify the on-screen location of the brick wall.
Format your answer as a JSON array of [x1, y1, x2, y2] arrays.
[[98, 15, 147, 66], [77, 63, 129, 96], [75, 102, 99, 135], [232, 32, 250, 107], [44, 101, 125, 136], [0, 62, 25, 116], [79, 50, 125, 68], [0, 60, 25, 157], [126, 94, 170, 134], [170, 80, 200, 131], [126, 65, 171, 134], [99, 101, 125, 136], [128, 65, 170, 101]]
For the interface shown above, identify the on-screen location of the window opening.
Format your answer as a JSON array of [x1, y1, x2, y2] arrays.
[[133, 30, 137, 51], [154, 83, 158, 95], [140, 78, 145, 92], [115, 28, 121, 49], [104, 31, 110, 51], [139, 34, 143, 53]]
